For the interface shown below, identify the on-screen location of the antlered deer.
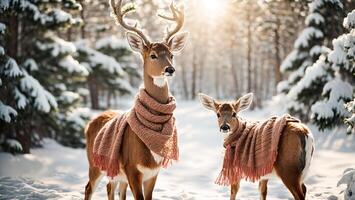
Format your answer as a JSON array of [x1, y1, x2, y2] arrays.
[[84, 0, 188, 199], [199, 93, 314, 200]]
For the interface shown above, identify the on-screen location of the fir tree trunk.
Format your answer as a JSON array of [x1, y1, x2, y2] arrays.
[[88, 75, 99, 109], [181, 62, 189, 99], [215, 66, 220, 99], [230, 43, 240, 98], [6, 15, 18, 58], [191, 50, 198, 100], [107, 91, 111, 108], [246, 4, 252, 94], [246, 4, 254, 109], [273, 18, 282, 91], [79, 0, 86, 39]]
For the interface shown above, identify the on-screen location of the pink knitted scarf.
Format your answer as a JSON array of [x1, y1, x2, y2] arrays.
[[92, 89, 179, 178], [215, 114, 300, 186]]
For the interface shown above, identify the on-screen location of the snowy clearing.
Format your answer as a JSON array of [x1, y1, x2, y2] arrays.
[[1, 101, 354, 200]]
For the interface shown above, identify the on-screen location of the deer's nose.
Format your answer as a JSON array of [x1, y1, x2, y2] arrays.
[[165, 66, 175, 76], [220, 124, 230, 132]]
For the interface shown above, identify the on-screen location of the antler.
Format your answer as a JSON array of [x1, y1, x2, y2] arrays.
[[158, 1, 185, 43], [110, 0, 151, 45]]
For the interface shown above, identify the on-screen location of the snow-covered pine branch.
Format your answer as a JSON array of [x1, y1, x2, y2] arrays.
[[311, 9, 355, 131], [278, 0, 344, 121]]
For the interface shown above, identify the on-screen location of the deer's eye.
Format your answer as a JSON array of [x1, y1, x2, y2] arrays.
[[217, 113, 221, 118], [150, 54, 158, 59], [170, 55, 174, 59], [232, 112, 237, 118]]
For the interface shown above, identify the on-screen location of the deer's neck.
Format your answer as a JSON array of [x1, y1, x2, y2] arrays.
[[143, 70, 170, 104]]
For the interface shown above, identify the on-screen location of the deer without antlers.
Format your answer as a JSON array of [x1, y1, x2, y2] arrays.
[[199, 93, 315, 200], [84, 0, 188, 200]]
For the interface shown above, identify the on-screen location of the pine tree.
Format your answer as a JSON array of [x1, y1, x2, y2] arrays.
[[311, 9, 355, 133], [34, 35, 89, 148], [0, 0, 88, 152], [345, 99, 355, 134], [95, 35, 139, 94], [74, 39, 132, 109], [278, 0, 344, 121]]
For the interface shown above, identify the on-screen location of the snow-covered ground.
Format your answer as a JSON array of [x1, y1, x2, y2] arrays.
[[1, 100, 355, 200]]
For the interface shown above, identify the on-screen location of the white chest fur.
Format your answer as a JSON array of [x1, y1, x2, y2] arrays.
[[260, 168, 277, 180], [137, 165, 161, 182], [110, 151, 163, 183], [151, 150, 163, 163]]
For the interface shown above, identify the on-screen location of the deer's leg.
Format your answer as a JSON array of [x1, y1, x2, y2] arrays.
[[230, 181, 240, 200], [259, 179, 268, 200], [283, 180, 304, 200], [119, 182, 128, 200], [84, 167, 103, 200], [126, 168, 144, 200], [302, 183, 307, 198], [277, 172, 304, 200], [107, 181, 118, 200], [143, 175, 158, 200]]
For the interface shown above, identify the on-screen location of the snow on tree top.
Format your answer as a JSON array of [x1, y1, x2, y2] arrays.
[[36, 35, 76, 57], [0, 0, 10, 10], [343, 9, 355, 29], [308, 0, 343, 13], [95, 35, 129, 50], [0, 101, 17, 123], [59, 55, 89, 76], [0, 1, 75, 26], [305, 13, 325, 26], [20, 71, 58, 113], [294, 27, 324, 49], [75, 40, 125, 75]]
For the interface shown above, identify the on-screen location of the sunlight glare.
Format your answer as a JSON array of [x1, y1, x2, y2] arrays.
[[198, 0, 227, 20]]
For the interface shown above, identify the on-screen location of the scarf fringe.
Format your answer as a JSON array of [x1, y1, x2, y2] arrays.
[[215, 148, 278, 186], [162, 148, 180, 168], [93, 154, 120, 178], [215, 115, 297, 186], [92, 89, 179, 178]]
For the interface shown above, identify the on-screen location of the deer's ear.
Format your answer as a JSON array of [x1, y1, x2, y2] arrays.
[[168, 32, 189, 53], [199, 93, 218, 112], [126, 32, 146, 53], [235, 93, 253, 112]]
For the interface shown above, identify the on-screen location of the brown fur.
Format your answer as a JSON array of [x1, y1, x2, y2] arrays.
[[227, 121, 310, 200], [85, 110, 162, 200], [83, 41, 174, 200], [84, 44, 182, 199], [198, 94, 313, 200], [85, 1, 187, 198]]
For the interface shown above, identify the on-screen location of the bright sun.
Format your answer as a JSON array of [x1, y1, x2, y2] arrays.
[[199, 0, 227, 19]]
